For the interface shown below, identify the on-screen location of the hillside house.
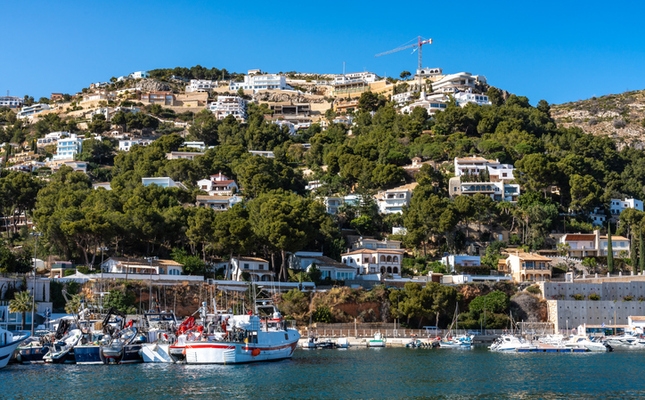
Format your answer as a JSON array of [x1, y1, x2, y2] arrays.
[[101, 257, 183, 276], [374, 183, 418, 214], [195, 195, 243, 211], [142, 177, 187, 190], [230, 72, 291, 92], [230, 257, 274, 282], [500, 252, 552, 283], [209, 96, 247, 122], [559, 230, 631, 258], [196, 173, 238, 195]]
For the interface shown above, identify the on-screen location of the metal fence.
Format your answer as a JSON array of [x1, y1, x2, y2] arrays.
[[302, 326, 510, 339]]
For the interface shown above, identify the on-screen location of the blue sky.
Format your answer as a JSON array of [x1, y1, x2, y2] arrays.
[[2, 0, 645, 105]]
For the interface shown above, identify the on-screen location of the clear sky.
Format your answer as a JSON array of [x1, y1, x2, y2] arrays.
[[2, 0, 645, 105]]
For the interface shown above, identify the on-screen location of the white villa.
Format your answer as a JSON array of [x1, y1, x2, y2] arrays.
[[454, 90, 492, 107], [101, 257, 183, 276], [230, 257, 274, 282], [341, 248, 405, 277], [374, 183, 418, 214], [591, 198, 644, 226], [196, 172, 238, 195], [209, 96, 247, 122], [141, 177, 188, 190], [450, 156, 519, 202], [230, 71, 291, 92], [0, 96, 22, 108], [17, 103, 50, 119], [118, 138, 153, 152], [195, 195, 243, 211], [52, 134, 83, 161], [559, 230, 631, 258], [440, 255, 482, 273], [186, 79, 216, 93], [432, 72, 486, 94]]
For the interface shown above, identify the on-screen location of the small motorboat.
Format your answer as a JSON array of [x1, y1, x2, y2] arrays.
[[43, 329, 83, 364], [367, 332, 386, 348]]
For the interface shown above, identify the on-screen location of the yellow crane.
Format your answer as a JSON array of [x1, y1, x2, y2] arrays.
[[375, 36, 433, 95]]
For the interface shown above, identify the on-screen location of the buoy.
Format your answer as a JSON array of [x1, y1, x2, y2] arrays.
[[251, 348, 261, 357]]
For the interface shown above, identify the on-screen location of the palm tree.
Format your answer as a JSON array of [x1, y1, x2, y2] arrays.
[[65, 294, 82, 315], [9, 290, 33, 330]]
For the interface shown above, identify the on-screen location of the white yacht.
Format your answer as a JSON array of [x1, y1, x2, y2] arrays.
[[490, 335, 536, 352]]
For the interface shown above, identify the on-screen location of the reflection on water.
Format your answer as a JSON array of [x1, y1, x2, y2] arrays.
[[3, 347, 645, 399]]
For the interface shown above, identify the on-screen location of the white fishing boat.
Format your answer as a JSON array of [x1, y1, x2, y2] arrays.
[[183, 302, 299, 364], [367, 332, 386, 347], [0, 327, 29, 369], [184, 316, 299, 364], [140, 311, 179, 363]]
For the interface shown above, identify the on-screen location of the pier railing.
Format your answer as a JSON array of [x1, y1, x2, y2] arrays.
[[302, 327, 513, 339]]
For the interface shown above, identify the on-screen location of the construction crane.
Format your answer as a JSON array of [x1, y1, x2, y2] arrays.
[[375, 36, 433, 96]]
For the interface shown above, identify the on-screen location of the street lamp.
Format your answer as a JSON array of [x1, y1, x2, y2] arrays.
[[30, 231, 41, 336]]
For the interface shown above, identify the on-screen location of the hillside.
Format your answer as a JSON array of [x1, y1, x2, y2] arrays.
[[551, 89, 645, 149]]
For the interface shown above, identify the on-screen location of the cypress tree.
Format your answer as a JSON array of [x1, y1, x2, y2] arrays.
[[638, 231, 645, 273], [607, 222, 614, 274], [631, 234, 638, 274]]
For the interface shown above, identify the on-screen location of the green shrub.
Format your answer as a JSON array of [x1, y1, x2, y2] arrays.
[[526, 286, 541, 295], [588, 293, 601, 301], [571, 293, 585, 300]]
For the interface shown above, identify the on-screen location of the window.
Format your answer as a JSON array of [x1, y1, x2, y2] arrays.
[[244, 263, 249, 269], [259, 264, 264, 270]]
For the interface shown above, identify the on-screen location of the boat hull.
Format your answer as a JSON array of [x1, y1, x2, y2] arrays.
[[16, 345, 51, 364], [1, 337, 28, 369], [141, 343, 173, 363], [100, 344, 143, 364], [74, 345, 103, 365], [185, 341, 298, 364]]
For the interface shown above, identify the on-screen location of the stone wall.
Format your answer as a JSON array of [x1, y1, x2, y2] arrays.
[[546, 299, 645, 331], [542, 281, 645, 301]]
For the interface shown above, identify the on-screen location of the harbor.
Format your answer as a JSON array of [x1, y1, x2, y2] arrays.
[[4, 346, 645, 400]]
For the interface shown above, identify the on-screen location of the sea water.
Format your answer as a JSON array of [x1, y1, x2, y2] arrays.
[[2, 346, 645, 399]]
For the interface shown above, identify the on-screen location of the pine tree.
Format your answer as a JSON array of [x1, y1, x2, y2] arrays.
[[638, 231, 645, 274]]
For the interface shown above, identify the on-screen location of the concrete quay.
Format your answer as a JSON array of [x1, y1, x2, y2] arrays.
[[298, 334, 499, 348]]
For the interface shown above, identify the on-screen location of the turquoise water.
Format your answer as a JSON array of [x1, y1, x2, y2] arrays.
[[2, 347, 645, 399]]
